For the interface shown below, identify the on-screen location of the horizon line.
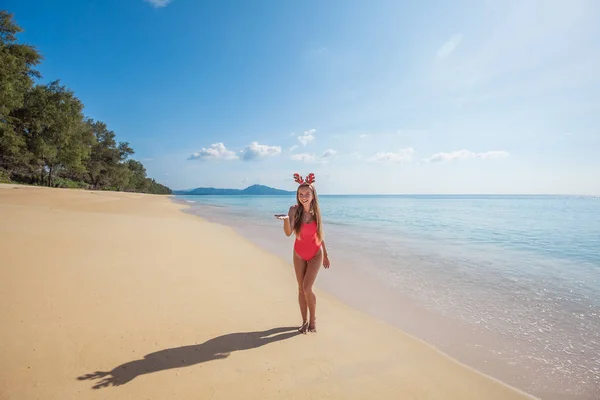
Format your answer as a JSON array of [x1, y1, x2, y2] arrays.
[[174, 192, 599, 197]]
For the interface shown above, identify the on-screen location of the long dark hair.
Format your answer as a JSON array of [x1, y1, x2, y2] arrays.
[[292, 183, 324, 242]]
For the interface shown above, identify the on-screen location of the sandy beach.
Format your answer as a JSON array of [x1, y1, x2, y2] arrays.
[[0, 184, 537, 400]]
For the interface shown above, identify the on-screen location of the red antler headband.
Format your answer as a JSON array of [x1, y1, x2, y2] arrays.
[[293, 172, 315, 185]]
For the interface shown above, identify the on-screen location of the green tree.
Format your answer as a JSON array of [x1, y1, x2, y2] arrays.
[[126, 159, 150, 192], [0, 10, 42, 174], [146, 178, 172, 195], [86, 119, 135, 189], [0, 9, 170, 194], [12, 81, 91, 186]]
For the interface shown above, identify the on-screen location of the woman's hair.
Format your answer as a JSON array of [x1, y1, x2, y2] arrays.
[[293, 183, 324, 242]]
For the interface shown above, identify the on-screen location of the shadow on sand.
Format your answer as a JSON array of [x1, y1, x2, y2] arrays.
[[77, 326, 300, 389]]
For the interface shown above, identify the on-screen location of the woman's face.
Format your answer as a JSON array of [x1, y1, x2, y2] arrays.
[[297, 185, 314, 206]]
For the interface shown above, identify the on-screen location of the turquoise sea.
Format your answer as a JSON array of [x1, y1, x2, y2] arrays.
[[174, 194, 600, 400]]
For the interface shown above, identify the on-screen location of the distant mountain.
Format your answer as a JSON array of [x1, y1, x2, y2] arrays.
[[173, 184, 295, 196]]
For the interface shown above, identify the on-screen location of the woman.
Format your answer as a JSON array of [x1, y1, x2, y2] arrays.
[[274, 173, 330, 334]]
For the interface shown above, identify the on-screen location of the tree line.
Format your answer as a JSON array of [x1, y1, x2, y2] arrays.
[[0, 10, 171, 195]]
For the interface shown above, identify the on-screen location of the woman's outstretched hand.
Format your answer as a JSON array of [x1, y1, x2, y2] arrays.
[[274, 214, 289, 220]]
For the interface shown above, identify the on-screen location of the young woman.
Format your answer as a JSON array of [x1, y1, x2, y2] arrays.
[[274, 173, 330, 334]]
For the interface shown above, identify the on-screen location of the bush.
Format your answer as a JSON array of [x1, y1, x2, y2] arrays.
[[52, 178, 90, 189], [0, 169, 11, 183]]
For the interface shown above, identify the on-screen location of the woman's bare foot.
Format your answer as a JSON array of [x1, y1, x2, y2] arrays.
[[298, 321, 309, 333], [308, 321, 317, 333]]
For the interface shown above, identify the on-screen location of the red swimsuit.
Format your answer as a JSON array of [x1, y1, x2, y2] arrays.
[[294, 220, 322, 261]]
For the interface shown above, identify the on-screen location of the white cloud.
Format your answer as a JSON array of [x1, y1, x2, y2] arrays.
[[240, 142, 282, 161], [291, 149, 338, 163], [321, 149, 337, 158], [298, 129, 316, 146], [288, 144, 299, 152], [424, 149, 509, 163], [431, 1, 600, 97], [189, 143, 238, 161], [291, 153, 316, 163], [359, 133, 369, 138], [436, 33, 463, 58], [143, 0, 173, 7], [367, 147, 414, 163]]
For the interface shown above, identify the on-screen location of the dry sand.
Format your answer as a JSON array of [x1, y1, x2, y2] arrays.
[[0, 184, 537, 400]]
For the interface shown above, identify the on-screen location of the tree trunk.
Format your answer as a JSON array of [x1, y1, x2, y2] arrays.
[[48, 166, 53, 187], [89, 172, 99, 189]]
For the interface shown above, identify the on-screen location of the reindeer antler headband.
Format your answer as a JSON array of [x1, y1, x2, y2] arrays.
[[293, 172, 315, 185]]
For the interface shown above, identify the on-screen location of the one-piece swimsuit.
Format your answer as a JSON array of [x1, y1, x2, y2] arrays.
[[294, 220, 322, 261]]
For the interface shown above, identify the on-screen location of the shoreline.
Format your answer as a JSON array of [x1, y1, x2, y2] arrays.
[[171, 197, 542, 399], [0, 184, 556, 399], [172, 195, 599, 400]]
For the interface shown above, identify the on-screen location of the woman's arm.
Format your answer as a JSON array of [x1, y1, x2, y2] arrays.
[[321, 240, 330, 268], [285, 205, 297, 236], [275, 205, 297, 237]]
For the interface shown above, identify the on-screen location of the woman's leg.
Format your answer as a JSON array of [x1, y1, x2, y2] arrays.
[[303, 248, 324, 332], [292, 251, 308, 332]]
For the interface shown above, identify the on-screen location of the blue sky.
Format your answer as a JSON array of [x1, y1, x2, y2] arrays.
[[7, 0, 600, 194]]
